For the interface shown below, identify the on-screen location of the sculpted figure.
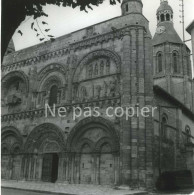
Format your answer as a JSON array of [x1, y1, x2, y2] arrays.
[[100, 60, 104, 75], [95, 85, 102, 98]]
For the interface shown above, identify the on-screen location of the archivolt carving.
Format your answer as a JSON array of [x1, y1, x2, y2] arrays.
[[76, 138, 95, 153], [1, 126, 23, 153], [24, 123, 66, 153], [67, 117, 119, 153], [73, 49, 121, 83], [2, 126, 23, 145], [38, 63, 68, 82], [40, 140, 61, 153], [40, 75, 63, 92], [95, 137, 114, 153]]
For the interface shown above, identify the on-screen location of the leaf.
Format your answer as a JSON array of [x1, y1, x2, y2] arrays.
[[45, 29, 50, 32], [18, 30, 23, 36], [42, 21, 48, 25], [34, 28, 37, 32], [48, 35, 54, 37], [39, 38, 45, 41], [31, 22, 34, 29], [36, 33, 40, 37]]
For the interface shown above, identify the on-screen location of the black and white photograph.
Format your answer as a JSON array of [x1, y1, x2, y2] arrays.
[[1, 0, 194, 194]]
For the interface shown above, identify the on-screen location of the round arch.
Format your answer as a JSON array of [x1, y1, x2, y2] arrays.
[[1, 126, 23, 145], [72, 49, 121, 83], [38, 63, 68, 92], [24, 123, 66, 153], [67, 116, 120, 153], [1, 71, 29, 93], [38, 63, 68, 82]]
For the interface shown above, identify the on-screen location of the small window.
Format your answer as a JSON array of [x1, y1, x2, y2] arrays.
[[157, 52, 163, 73], [126, 4, 128, 12], [161, 14, 165, 22], [49, 85, 58, 106], [172, 51, 179, 73], [161, 116, 167, 138]]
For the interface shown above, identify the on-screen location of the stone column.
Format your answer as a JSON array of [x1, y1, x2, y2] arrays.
[[33, 155, 37, 180], [20, 155, 26, 180], [70, 153, 75, 183], [36, 154, 43, 181], [76, 154, 81, 184], [95, 154, 100, 185], [144, 34, 154, 188], [120, 29, 132, 186], [57, 153, 63, 182]]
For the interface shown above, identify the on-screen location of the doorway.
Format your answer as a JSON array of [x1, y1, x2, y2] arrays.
[[42, 153, 59, 183]]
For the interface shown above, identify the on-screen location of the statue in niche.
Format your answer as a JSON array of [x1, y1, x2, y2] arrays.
[[44, 91, 50, 104], [103, 81, 108, 97], [94, 62, 98, 76], [6, 80, 23, 106], [95, 85, 102, 99], [88, 64, 93, 78], [62, 85, 67, 100], [100, 60, 104, 75], [106, 59, 110, 74], [109, 77, 118, 97], [66, 56, 71, 66], [80, 86, 87, 102], [73, 83, 79, 102], [72, 55, 77, 66]]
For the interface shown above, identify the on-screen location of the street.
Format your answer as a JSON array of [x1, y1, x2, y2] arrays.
[[1, 188, 73, 195], [1, 188, 194, 195]]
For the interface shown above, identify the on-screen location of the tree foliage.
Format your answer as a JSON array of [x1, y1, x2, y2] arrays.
[[2, 0, 120, 59]]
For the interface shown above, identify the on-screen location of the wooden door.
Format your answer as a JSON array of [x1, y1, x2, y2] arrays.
[[42, 154, 53, 182]]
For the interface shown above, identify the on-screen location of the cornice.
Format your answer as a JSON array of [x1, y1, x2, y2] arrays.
[[1, 96, 121, 122], [2, 25, 147, 73]]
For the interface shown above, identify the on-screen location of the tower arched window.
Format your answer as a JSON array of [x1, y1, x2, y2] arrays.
[[172, 51, 179, 73], [185, 126, 191, 143], [161, 116, 168, 138], [166, 13, 170, 21], [157, 52, 163, 73], [126, 4, 128, 12], [161, 14, 165, 22], [49, 85, 58, 106]]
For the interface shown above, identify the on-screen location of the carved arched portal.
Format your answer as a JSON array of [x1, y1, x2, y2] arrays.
[[67, 117, 120, 185], [23, 123, 66, 183], [1, 126, 23, 180]]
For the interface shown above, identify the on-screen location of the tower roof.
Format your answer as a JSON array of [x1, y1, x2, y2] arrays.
[[157, 0, 173, 13], [152, 22, 183, 45]]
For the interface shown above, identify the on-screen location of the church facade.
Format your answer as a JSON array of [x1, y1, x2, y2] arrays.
[[1, 0, 194, 188]]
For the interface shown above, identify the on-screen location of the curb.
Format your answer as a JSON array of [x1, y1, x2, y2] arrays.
[[1, 186, 76, 195]]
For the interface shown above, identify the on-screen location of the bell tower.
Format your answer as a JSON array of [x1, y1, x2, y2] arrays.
[[152, 0, 194, 111], [121, 0, 143, 15], [157, 0, 173, 25]]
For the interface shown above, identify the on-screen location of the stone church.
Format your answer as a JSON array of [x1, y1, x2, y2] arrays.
[[1, 0, 194, 188]]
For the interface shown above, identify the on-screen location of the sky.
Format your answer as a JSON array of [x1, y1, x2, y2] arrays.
[[12, 0, 194, 51]]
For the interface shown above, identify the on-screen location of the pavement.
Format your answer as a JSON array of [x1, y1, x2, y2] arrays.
[[1, 180, 148, 195]]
